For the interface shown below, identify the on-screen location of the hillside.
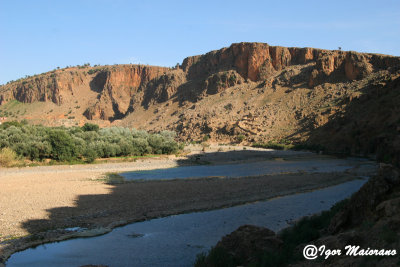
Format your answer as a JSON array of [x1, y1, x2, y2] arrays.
[[1, 42, 399, 162]]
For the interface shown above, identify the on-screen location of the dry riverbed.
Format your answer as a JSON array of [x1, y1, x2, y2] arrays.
[[0, 146, 375, 265]]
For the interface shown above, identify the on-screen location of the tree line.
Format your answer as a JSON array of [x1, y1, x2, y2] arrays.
[[0, 121, 181, 163]]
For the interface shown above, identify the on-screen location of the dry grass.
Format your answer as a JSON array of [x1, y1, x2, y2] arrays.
[[0, 147, 17, 167]]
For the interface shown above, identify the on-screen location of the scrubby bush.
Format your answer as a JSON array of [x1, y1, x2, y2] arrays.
[[237, 134, 245, 143], [87, 69, 97, 75], [0, 122, 181, 163], [82, 123, 99, 132], [0, 147, 17, 167], [83, 147, 97, 163], [48, 130, 77, 161], [252, 141, 294, 150], [224, 103, 233, 111], [148, 134, 164, 154], [132, 138, 151, 155]]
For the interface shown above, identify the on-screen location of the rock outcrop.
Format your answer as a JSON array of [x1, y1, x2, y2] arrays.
[[0, 42, 399, 151], [214, 225, 283, 263], [0, 70, 87, 105], [182, 43, 398, 86], [84, 65, 169, 120], [2, 43, 397, 110], [328, 165, 400, 234]]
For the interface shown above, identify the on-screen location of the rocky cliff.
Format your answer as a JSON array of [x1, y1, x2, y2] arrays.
[[1, 42, 399, 162], [83, 65, 169, 120], [2, 43, 398, 108], [182, 43, 398, 85], [0, 64, 170, 121]]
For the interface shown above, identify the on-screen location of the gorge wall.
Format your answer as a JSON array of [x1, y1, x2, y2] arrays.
[[2, 43, 398, 111], [1, 42, 399, 163]]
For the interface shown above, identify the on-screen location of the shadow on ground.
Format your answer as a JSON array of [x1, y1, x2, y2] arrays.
[[1, 149, 347, 265]]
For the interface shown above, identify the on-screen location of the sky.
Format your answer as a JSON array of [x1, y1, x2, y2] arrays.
[[0, 0, 399, 85]]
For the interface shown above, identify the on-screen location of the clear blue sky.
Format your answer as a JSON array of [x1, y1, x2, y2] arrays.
[[0, 0, 399, 85]]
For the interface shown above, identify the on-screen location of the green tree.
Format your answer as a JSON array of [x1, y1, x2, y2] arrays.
[[82, 123, 99, 132], [83, 147, 97, 163], [48, 130, 77, 161]]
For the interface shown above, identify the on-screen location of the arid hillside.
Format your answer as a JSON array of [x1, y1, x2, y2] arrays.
[[1, 42, 399, 162]]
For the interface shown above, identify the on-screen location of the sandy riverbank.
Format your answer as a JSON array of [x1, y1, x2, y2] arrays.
[[0, 146, 375, 265]]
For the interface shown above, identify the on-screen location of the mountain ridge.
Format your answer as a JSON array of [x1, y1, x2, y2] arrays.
[[2, 42, 398, 108], [1, 42, 400, 164]]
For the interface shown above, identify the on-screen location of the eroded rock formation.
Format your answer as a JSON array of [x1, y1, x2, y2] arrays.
[[0, 42, 399, 157]]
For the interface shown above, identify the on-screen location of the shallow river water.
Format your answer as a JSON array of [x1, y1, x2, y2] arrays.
[[7, 179, 367, 267], [120, 157, 368, 181]]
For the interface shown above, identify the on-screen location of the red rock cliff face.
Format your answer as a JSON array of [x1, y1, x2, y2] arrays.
[[182, 43, 314, 82], [182, 43, 271, 81], [0, 70, 86, 105], [1, 42, 399, 124], [84, 65, 169, 120], [0, 65, 168, 108], [181, 42, 399, 86]]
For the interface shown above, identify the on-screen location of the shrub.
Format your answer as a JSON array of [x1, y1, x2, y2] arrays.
[[83, 148, 97, 163], [224, 103, 233, 111], [0, 147, 17, 167], [161, 140, 179, 154], [148, 134, 164, 154], [160, 130, 176, 140], [132, 138, 151, 155], [23, 141, 51, 160], [0, 121, 23, 129], [48, 130, 77, 161], [202, 135, 210, 142], [195, 247, 236, 267], [229, 73, 237, 83], [82, 123, 99, 132], [237, 134, 245, 143], [118, 140, 134, 156], [252, 141, 294, 150], [87, 69, 98, 75], [0, 122, 180, 162]]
